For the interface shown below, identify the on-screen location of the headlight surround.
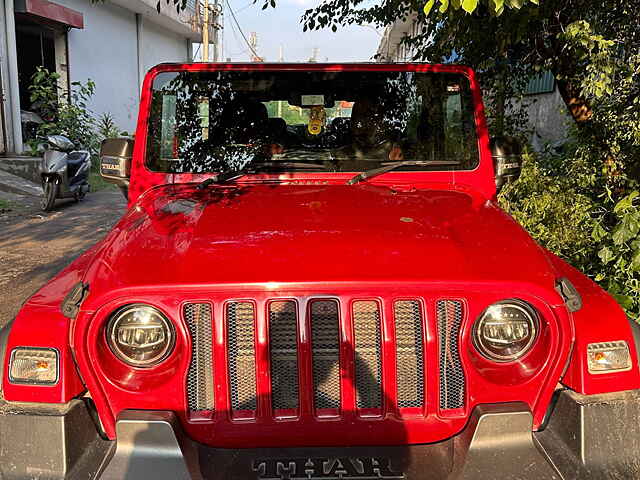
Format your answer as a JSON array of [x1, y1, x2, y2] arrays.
[[473, 300, 539, 363], [106, 304, 175, 367]]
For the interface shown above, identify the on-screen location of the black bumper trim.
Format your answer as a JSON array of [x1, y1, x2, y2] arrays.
[[536, 388, 640, 479], [2, 390, 640, 479], [0, 398, 113, 480]]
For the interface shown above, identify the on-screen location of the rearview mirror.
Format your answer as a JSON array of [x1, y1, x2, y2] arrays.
[[490, 137, 523, 193], [100, 138, 134, 196]]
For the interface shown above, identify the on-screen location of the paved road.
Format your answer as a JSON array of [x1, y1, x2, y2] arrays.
[[0, 191, 126, 328]]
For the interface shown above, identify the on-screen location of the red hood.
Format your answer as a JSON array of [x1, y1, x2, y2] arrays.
[[85, 183, 557, 292]]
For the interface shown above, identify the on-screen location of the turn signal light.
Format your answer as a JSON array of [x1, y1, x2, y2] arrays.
[[9, 348, 58, 385], [587, 341, 632, 374]]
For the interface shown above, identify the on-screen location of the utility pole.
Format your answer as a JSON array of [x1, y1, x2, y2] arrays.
[[309, 47, 319, 63], [249, 32, 264, 62], [277, 45, 284, 117], [211, 0, 222, 62], [202, 0, 209, 62]]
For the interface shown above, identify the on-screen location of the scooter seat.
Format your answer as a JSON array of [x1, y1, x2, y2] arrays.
[[67, 151, 90, 167]]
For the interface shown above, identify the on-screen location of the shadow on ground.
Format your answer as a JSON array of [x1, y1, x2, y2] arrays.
[[0, 190, 126, 327]]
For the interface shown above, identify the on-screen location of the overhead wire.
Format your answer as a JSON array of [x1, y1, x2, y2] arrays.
[[225, 0, 261, 60]]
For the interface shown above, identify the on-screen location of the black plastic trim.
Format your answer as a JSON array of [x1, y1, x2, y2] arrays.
[[0, 319, 13, 395], [628, 318, 640, 368], [555, 277, 583, 313]]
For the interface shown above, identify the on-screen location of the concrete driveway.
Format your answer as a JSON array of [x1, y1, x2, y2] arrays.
[[0, 190, 126, 328]]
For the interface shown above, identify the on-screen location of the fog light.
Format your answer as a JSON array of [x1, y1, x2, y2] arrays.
[[9, 348, 58, 385], [473, 300, 538, 362], [587, 341, 632, 374], [106, 304, 175, 367]]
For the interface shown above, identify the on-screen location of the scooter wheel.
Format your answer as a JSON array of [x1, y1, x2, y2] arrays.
[[41, 178, 58, 212]]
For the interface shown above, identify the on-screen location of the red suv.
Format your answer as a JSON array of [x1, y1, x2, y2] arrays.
[[1, 63, 639, 480]]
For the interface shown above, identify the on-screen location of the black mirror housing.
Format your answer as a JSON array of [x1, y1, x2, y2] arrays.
[[491, 136, 523, 193], [100, 138, 134, 189]]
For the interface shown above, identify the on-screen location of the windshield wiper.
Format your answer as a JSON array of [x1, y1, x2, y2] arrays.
[[197, 162, 327, 189], [346, 160, 460, 185], [197, 169, 250, 189]]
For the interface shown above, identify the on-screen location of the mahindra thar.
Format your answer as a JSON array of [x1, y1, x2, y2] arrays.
[[2, 63, 640, 480]]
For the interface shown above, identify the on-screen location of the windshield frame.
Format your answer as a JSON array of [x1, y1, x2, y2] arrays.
[[128, 63, 495, 206]]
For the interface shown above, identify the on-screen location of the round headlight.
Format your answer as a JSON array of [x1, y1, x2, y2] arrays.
[[106, 304, 175, 367], [473, 300, 538, 362]]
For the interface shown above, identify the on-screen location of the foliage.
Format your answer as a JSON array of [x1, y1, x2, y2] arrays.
[[28, 67, 98, 154], [500, 135, 640, 319], [97, 113, 128, 139], [423, 0, 537, 17], [91, 0, 187, 14]]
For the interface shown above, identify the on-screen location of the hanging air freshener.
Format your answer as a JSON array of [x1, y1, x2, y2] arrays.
[[308, 106, 326, 136]]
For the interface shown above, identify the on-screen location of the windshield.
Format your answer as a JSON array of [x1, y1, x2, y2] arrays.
[[145, 70, 479, 174]]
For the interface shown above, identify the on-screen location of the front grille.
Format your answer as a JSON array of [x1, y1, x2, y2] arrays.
[[310, 300, 341, 410], [184, 296, 466, 420], [437, 300, 465, 410], [352, 301, 383, 409], [185, 303, 214, 412], [227, 302, 257, 411], [269, 301, 299, 410], [395, 300, 424, 408]]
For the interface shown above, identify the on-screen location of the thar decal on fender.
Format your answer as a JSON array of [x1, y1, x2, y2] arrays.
[[252, 457, 405, 479]]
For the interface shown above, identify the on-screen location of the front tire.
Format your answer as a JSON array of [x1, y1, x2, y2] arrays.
[[41, 178, 58, 212]]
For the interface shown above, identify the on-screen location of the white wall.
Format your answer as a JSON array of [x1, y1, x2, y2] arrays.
[[141, 18, 189, 75], [50, 0, 190, 133]]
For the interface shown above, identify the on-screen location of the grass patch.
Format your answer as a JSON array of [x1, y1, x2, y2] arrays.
[[89, 171, 116, 192], [89, 157, 116, 192], [0, 198, 12, 211]]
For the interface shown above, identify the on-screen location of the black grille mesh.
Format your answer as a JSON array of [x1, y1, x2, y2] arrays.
[[353, 301, 383, 409], [437, 300, 465, 410], [310, 300, 341, 409], [269, 301, 299, 410], [394, 300, 424, 408], [185, 303, 215, 412], [227, 302, 257, 411]]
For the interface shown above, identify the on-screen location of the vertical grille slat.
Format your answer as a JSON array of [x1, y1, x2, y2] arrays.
[[437, 300, 465, 410], [310, 300, 341, 410], [353, 301, 382, 409], [269, 301, 299, 411], [185, 303, 214, 413], [227, 302, 257, 411], [394, 300, 424, 408]]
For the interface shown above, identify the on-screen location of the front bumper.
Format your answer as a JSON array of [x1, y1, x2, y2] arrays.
[[1, 390, 639, 480]]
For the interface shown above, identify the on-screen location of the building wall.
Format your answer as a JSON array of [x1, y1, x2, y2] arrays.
[[520, 89, 570, 151], [141, 18, 189, 76], [47, 0, 190, 133]]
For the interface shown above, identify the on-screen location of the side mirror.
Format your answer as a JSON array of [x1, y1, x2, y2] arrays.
[[100, 138, 134, 195], [491, 136, 523, 193]]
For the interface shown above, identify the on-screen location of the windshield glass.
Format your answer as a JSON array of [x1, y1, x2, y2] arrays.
[[146, 70, 479, 174]]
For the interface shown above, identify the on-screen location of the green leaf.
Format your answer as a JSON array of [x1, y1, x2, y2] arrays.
[[614, 191, 639, 214], [492, 0, 505, 14], [612, 293, 635, 310], [439, 0, 449, 13], [632, 250, 640, 272], [461, 0, 478, 13], [598, 246, 615, 264], [591, 223, 608, 242], [423, 0, 435, 15]]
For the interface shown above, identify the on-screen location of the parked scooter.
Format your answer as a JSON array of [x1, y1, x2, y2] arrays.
[[40, 135, 91, 211]]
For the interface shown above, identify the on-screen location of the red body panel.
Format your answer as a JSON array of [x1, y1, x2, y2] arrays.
[[2, 247, 94, 402], [3, 63, 639, 449], [547, 254, 640, 394]]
